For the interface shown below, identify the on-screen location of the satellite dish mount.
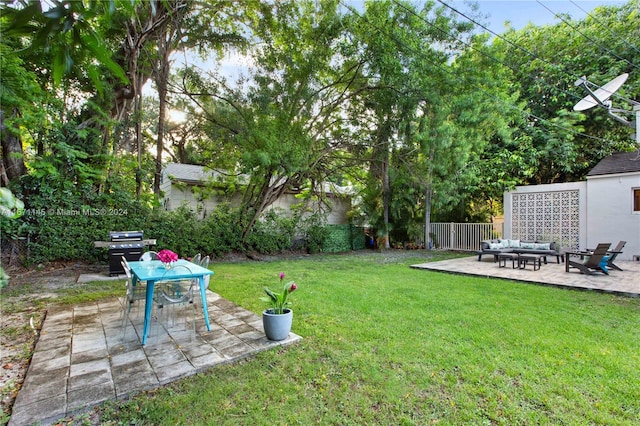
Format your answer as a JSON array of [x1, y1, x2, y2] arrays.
[[573, 73, 635, 126], [573, 72, 640, 146]]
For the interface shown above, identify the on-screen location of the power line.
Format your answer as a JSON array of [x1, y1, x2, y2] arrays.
[[436, 0, 638, 109], [436, 0, 578, 83], [391, 1, 604, 123], [537, 0, 640, 71], [414, 1, 639, 139], [569, 0, 640, 56]]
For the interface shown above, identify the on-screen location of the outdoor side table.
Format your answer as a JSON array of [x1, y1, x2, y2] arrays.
[[497, 252, 519, 269], [518, 254, 544, 271]]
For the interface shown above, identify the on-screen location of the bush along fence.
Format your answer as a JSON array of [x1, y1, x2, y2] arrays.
[[0, 203, 371, 267], [322, 225, 367, 253]]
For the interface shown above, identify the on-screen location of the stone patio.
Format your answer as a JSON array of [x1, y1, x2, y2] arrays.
[[411, 256, 639, 296], [8, 290, 302, 426]]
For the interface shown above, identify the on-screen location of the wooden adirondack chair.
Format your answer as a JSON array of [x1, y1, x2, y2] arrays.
[[567, 243, 611, 275], [606, 241, 626, 271]]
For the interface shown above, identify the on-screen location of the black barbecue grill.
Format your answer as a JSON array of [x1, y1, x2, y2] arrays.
[[108, 231, 144, 276]]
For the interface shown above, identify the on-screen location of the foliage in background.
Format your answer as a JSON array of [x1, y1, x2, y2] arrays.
[[486, 0, 640, 184], [244, 209, 296, 254], [299, 212, 331, 254], [0, 188, 24, 287], [3, 177, 362, 264]]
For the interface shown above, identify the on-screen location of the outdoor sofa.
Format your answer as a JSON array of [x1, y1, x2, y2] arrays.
[[477, 239, 563, 263]]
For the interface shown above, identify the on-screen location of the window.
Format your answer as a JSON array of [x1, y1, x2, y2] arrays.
[[634, 188, 640, 212]]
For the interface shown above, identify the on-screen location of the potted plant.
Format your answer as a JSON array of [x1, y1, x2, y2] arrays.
[[261, 272, 298, 341]]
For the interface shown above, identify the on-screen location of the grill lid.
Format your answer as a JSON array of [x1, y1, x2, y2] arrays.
[[110, 231, 144, 242]]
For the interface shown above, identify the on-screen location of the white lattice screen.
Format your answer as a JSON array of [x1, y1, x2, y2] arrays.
[[511, 190, 580, 250]]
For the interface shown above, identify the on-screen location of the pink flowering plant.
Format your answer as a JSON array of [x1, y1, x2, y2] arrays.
[[157, 249, 179, 264], [261, 272, 297, 314]]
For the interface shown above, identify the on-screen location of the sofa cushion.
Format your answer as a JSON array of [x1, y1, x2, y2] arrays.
[[507, 239, 520, 248]]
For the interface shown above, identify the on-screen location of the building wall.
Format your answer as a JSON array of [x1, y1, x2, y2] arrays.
[[163, 183, 243, 217], [586, 172, 640, 260], [266, 193, 350, 225], [164, 182, 351, 224]]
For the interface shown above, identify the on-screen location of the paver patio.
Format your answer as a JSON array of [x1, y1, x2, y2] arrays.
[[8, 290, 301, 426], [411, 256, 639, 296]]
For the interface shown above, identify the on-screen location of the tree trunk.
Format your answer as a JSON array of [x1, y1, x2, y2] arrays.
[[135, 94, 143, 199], [424, 146, 435, 250], [424, 184, 432, 250], [153, 26, 172, 196], [376, 116, 392, 250], [240, 174, 290, 244], [381, 146, 391, 249], [0, 109, 27, 185], [154, 86, 167, 196]]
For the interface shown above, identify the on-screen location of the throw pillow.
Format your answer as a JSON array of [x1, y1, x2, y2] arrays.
[[521, 242, 535, 249], [508, 239, 520, 248]]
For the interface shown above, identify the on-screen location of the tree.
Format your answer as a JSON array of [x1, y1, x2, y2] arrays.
[[178, 0, 367, 243], [342, 0, 505, 247], [0, 44, 40, 184]]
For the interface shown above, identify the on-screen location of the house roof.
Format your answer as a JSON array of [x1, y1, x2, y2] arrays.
[[587, 151, 640, 176], [162, 163, 219, 184]]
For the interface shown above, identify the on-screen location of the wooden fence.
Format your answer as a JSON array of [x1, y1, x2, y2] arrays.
[[429, 223, 503, 252]]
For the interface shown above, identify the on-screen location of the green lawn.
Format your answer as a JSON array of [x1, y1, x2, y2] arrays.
[[96, 252, 640, 425]]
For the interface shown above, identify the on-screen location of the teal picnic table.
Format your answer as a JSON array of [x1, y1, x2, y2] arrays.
[[128, 259, 214, 345]]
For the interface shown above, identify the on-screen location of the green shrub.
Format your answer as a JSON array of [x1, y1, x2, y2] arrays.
[[199, 204, 244, 257], [245, 209, 295, 254], [151, 205, 201, 257], [10, 177, 154, 264], [298, 213, 329, 253], [6, 177, 355, 265]]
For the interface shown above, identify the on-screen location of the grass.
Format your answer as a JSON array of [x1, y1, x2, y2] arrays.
[[84, 252, 638, 424]]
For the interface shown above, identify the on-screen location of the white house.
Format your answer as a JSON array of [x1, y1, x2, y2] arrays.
[[160, 162, 352, 224], [503, 151, 640, 260]]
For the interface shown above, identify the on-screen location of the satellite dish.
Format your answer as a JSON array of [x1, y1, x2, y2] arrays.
[[573, 73, 628, 111]]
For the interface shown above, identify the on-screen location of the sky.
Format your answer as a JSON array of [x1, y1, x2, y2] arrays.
[[446, 0, 629, 34]]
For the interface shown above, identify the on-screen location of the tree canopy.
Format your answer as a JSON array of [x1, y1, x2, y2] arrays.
[[1, 0, 637, 254]]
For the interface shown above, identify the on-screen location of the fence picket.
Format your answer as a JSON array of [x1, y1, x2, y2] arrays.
[[428, 223, 503, 252]]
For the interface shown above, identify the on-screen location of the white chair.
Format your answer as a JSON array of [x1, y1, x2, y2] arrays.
[[192, 253, 201, 266], [120, 260, 147, 339], [140, 251, 159, 261], [154, 265, 197, 337]]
